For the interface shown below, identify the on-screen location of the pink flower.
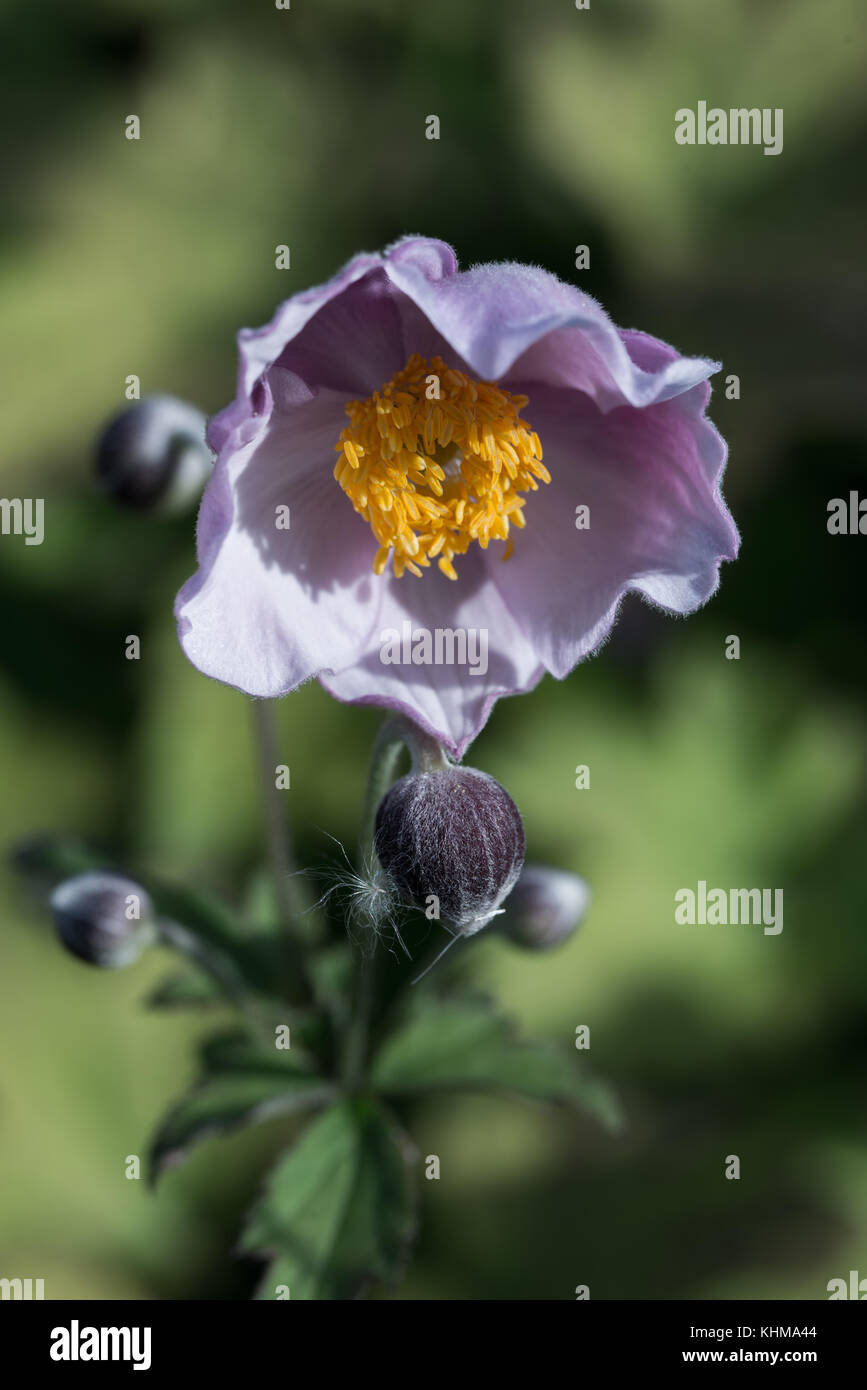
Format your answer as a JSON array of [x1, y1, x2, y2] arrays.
[[176, 237, 738, 757]]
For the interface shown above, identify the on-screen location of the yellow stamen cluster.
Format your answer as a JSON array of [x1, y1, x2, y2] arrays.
[[334, 353, 549, 580]]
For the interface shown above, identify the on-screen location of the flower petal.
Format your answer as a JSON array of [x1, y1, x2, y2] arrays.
[[319, 547, 544, 760], [176, 377, 384, 696], [273, 267, 408, 398], [385, 247, 718, 412], [490, 370, 739, 678], [207, 250, 384, 454], [208, 239, 460, 452]]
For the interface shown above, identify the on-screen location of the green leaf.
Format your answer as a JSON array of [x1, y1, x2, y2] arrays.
[[370, 1001, 623, 1131], [155, 916, 260, 1013], [198, 1028, 316, 1077], [148, 878, 247, 959], [240, 1100, 416, 1300], [151, 879, 317, 1010], [9, 834, 112, 884], [149, 1069, 334, 1182], [146, 969, 222, 1009]]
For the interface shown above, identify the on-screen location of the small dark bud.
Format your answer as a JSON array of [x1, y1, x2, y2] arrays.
[[50, 872, 155, 968], [95, 395, 212, 513], [374, 766, 525, 934], [500, 864, 590, 950]]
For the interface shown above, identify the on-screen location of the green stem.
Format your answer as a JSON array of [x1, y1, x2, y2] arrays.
[[358, 718, 408, 864], [400, 716, 452, 774], [342, 950, 377, 1094], [250, 698, 313, 1004], [251, 699, 299, 922], [358, 714, 449, 861]]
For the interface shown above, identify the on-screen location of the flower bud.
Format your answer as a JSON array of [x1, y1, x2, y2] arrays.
[[500, 864, 590, 950], [95, 395, 212, 513], [50, 872, 155, 968], [374, 765, 525, 935]]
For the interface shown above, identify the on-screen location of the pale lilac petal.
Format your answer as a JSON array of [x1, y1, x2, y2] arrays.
[[269, 237, 461, 399], [208, 240, 460, 453], [207, 251, 384, 454], [236, 252, 385, 397], [176, 377, 384, 696], [490, 375, 738, 677], [320, 547, 544, 760], [274, 268, 408, 397], [384, 247, 718, 411]]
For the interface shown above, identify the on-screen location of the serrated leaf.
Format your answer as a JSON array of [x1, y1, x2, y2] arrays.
[[240, 1100, 416, 1300], [147, 969, 222, 1009], [370, 1002, 623, 1131], [149, 1070, 334, 1182]]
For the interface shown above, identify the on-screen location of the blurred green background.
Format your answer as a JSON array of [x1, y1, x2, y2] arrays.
[[2, 0, 866, 1300]]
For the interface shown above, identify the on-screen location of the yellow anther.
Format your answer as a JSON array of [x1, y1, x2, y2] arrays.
[[334, 353, 547, 579]]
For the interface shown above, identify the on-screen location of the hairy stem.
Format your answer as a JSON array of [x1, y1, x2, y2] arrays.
[[358, 714, 449, 859], [358, 717, 408, 863]]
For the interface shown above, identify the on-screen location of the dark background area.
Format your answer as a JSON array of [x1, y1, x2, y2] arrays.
[[1, 0, 865, 1299]]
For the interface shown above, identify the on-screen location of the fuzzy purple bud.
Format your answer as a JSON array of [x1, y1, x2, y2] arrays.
[[96, 395, 212, 513], [500, 865, 590, 950], [50, 871, 155, 968], [374, 766, 525, 934]]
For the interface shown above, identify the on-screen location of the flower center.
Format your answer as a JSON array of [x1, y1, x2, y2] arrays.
[[334, 353, 549, 580]]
